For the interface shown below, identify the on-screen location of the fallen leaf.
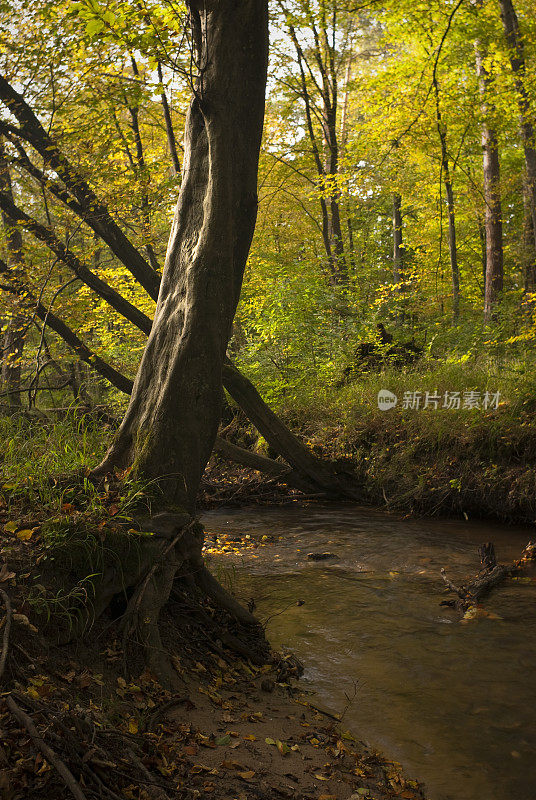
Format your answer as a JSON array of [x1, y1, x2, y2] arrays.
[[0, 564, 15, 582], [238, 771, 255, 781], [15, 528, 35, 542], [13, 613, 38, 633], [277, 740, 290, 756], [4, 522, 18, 533], [221, 760, 243, 770]]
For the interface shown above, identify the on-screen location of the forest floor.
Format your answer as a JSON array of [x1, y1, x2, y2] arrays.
[[0, 504, 428, 800], [0, 378, 531, 799]]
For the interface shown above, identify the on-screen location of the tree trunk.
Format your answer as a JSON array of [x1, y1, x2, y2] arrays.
[[0, 140, 24, 406], [95, 1, 269, 513], [498, 0, 536, 253], [128, 56, 160, 273], [475, 44, 504, 321], [0, 75, 161, 300], [523, 177, 536, 291], [1, 320, 23, 406], [392, 192, 404, 288], [324, 105, 347, 284], [221, 360, 360, 499], [285, 13, 347, 286], [157, 62, 181, 178], [434, 78, 460, 320]]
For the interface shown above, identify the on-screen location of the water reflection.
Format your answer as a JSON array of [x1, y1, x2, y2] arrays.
[[203, 504, 536, 800]]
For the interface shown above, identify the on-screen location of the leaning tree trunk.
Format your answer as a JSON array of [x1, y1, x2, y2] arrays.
[[95, 1, 269, 513], [88, 1, 269, 687]]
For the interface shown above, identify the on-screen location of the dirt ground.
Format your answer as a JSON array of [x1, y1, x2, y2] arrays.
[[0, 623, 427, 800], [164, 667, 427, 800]]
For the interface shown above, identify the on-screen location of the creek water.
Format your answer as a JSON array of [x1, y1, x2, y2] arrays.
[[202, 504, 536, 800]]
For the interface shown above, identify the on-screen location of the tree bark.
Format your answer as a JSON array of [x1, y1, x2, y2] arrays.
[[127, 56, 160, 273], [0, 140, 24, 406], [498, 0, 536, 253], [0, 190, 152, 336], [475, 44, 503, 320], [523, 176, 536, 291], [94, 1, 269, 513]]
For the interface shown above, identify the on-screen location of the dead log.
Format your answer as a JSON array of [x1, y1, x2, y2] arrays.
[[440, 540, 536, 613], [213, 436, 320, 493], [222, 359, 361, 500]]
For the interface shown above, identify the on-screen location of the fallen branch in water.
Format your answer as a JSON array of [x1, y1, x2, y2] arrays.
[[440, 541, 536, 614]]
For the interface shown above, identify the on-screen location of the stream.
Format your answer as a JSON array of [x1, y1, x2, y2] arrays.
[[202, 503, 536, 800]]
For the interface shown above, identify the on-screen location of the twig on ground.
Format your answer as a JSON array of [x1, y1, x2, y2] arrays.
[[0, 587, 12, 683], [5, 694, 88, 800]]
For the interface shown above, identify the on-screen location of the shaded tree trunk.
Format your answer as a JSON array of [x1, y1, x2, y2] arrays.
[[475, 44, 503, 320], [498, 0, 536, 253], [95, 1, 269, 513], [523, 177, 536, 291], [0, 76, 160, 300], [0, 140, 24, 406], [127, 56, 160, 273]]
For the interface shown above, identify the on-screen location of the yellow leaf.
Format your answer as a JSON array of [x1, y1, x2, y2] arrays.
[[128, 718, 138, 734], [16, 529, 35, 541]]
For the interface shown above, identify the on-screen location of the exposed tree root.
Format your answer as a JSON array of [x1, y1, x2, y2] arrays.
[[84, 512, 268, 687], [440, 540, 536, 613]]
